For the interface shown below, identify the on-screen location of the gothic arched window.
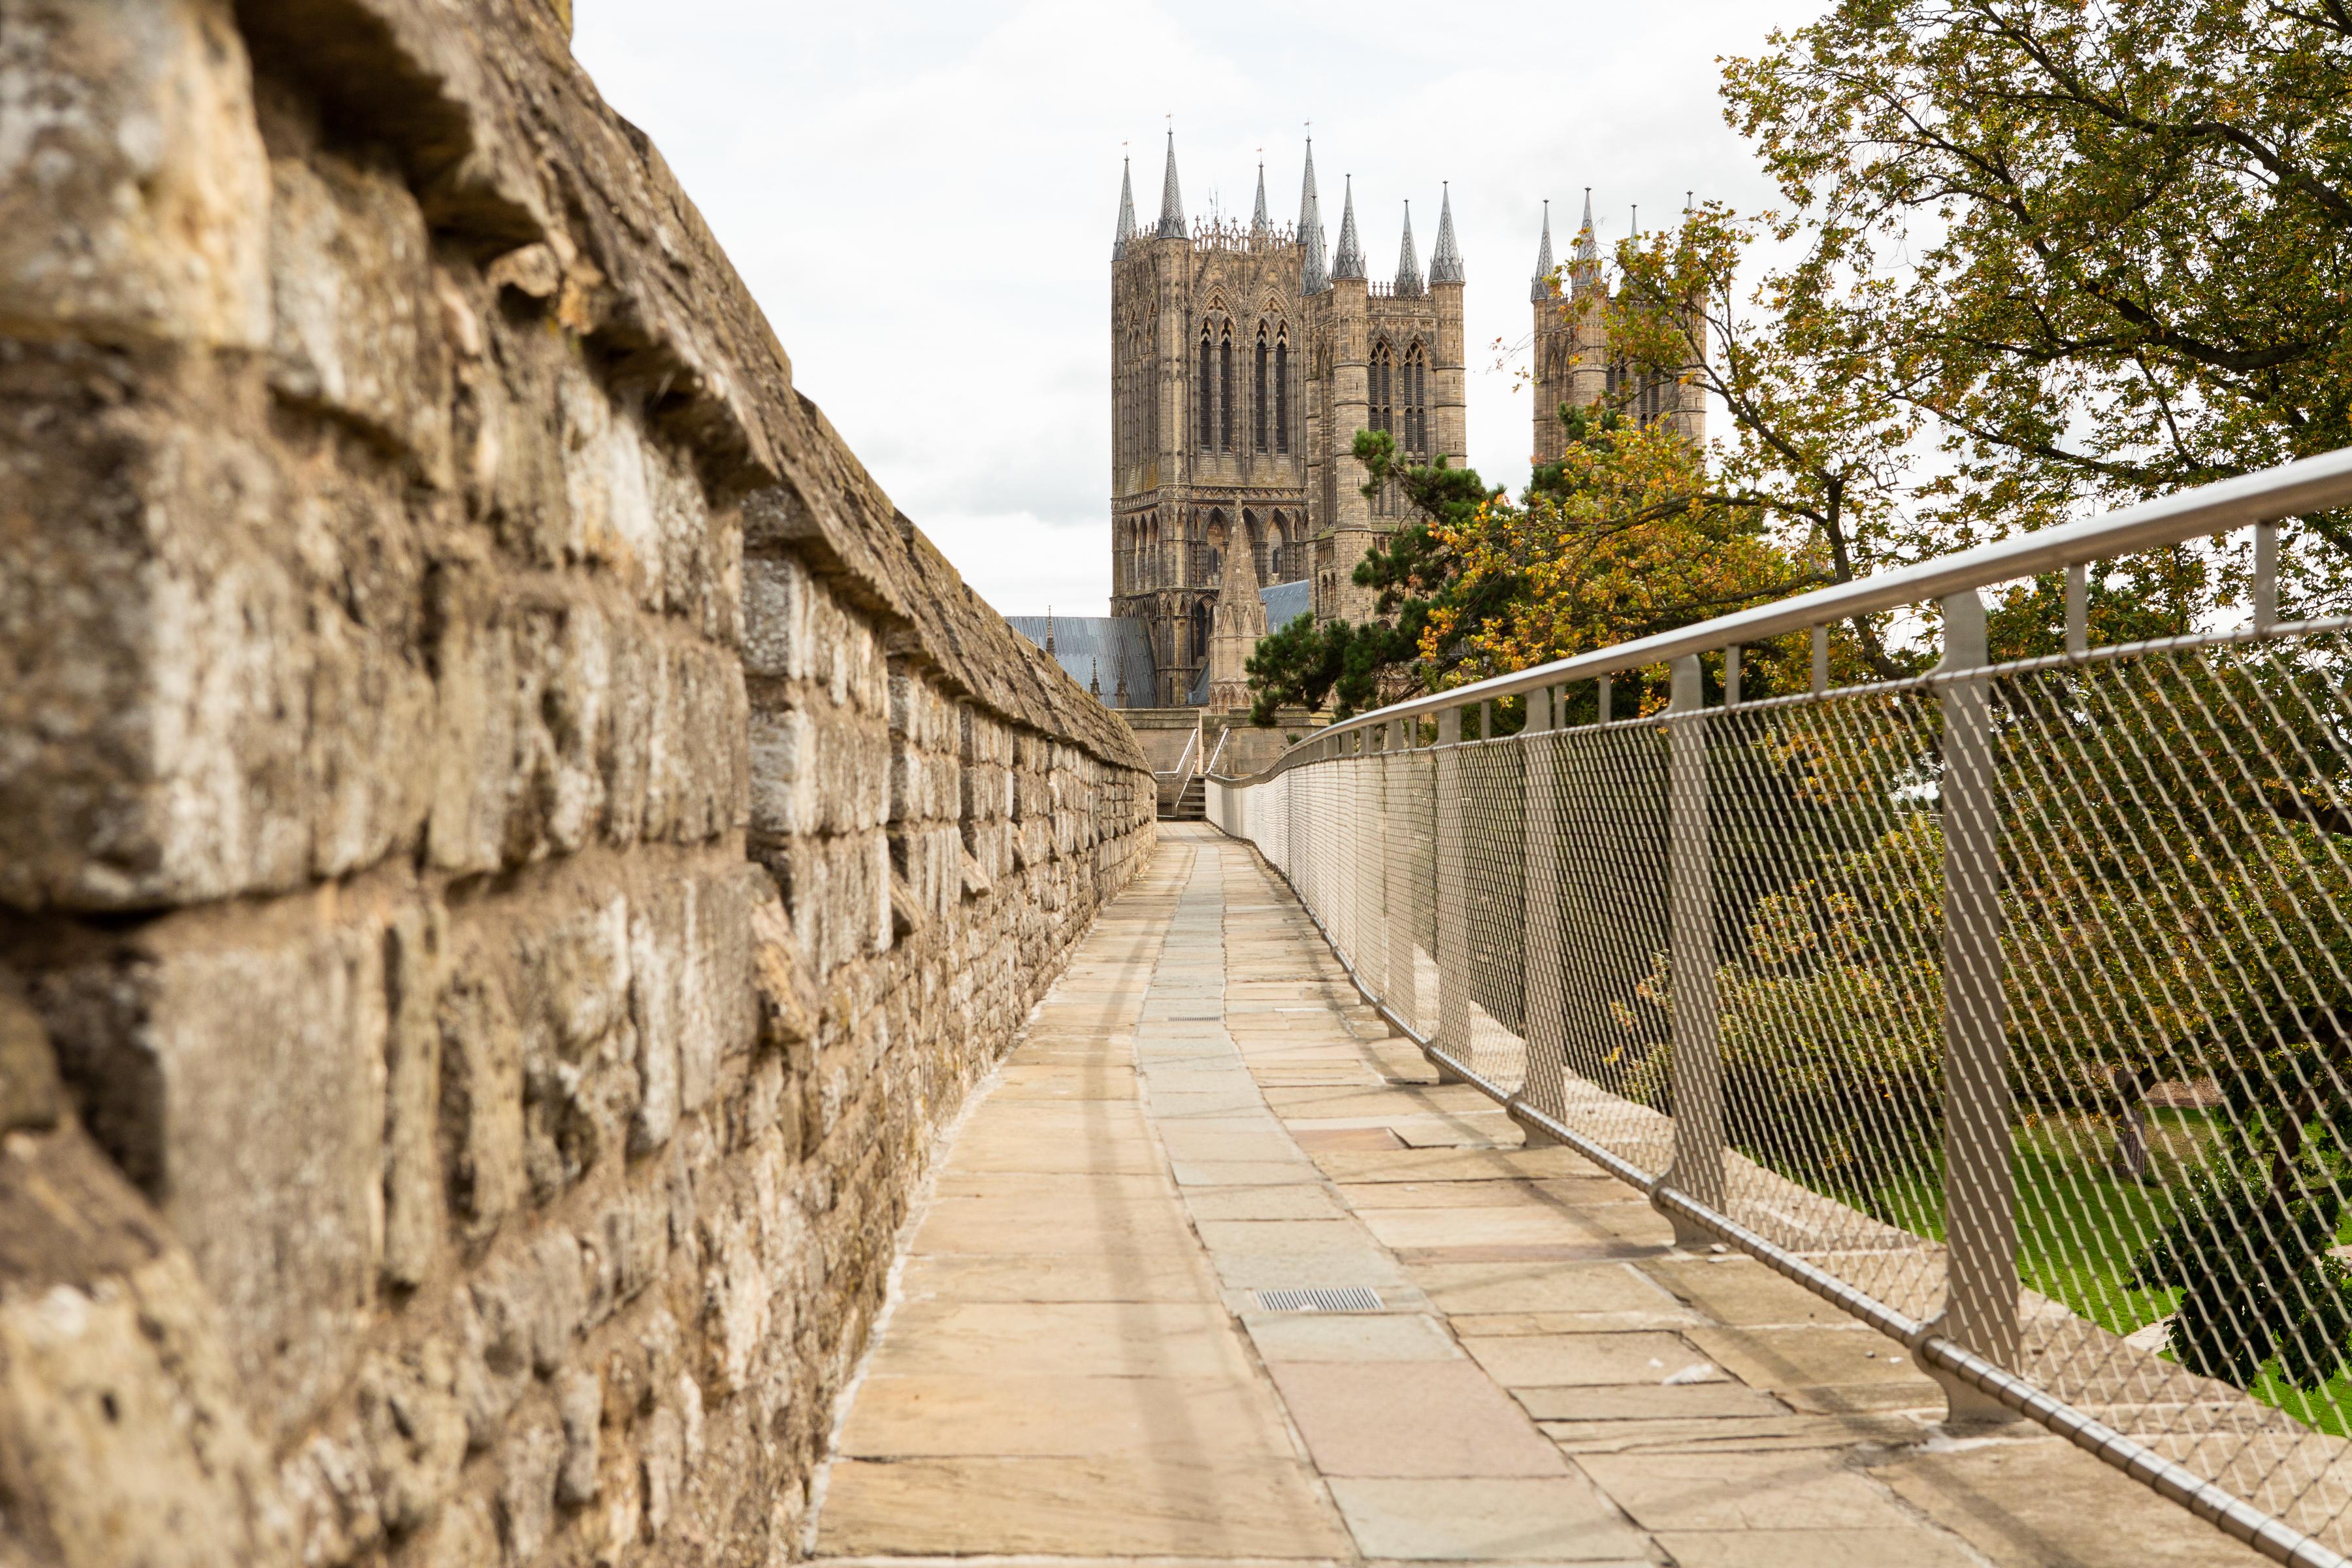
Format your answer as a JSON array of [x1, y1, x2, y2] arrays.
[[1405, 343, 1429, 456], [1199, 331, 1215, 449], [1254, 329, 1270, 453], [1219, 331, 1235, 452], [1275, 336, 1290, 454], [1370, 343, 1394, 436]]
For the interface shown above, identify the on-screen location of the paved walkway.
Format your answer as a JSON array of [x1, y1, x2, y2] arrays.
[[808, 825, 2260, 1567]]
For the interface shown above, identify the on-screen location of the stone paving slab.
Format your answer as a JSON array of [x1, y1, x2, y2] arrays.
[[809, 825, 2271, 1568]]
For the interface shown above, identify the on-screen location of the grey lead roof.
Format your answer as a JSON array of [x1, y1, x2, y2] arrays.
[[1006, 616, 1157, 709], [1261, 579, 1311, 631], [1429, 183, 1464, 285]]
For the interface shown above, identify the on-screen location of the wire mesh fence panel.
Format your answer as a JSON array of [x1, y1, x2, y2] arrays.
[[1985, 630, 2352, 1546], [1521, 719, 1676, 1180], [1220, 637, 2352, 1558], [1700, 688, 1953, 1324]]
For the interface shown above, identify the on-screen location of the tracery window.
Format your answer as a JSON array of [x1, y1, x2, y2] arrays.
[[1370, 343, 1394, 436], [1275, 336, 1291, 453], [1254, 329, 1270, 453], [1199, 331, 1215, 449], [1404, 342, 1428, 456], [1219, 331, 1234, 453]]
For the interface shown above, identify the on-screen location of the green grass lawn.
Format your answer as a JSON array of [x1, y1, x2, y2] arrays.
[[1865, 1106, 2352, 1438]]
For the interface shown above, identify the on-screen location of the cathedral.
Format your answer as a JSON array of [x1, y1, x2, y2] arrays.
[[1012, 139, 1707, 713], [1527, 191, 1707, 465], [1107, 135, 1467, 709]]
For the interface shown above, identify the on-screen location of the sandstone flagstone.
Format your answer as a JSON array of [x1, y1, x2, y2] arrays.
[[807, 827, 2266, 1568]]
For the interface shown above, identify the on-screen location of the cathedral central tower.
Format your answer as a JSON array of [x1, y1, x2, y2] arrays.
[[1109, 135, 1466, 708]]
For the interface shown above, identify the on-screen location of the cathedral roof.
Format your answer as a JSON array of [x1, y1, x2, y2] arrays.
[[1113, 157, 1136, 259], [1252, 163, 1270, 235], [1530, 199, 1554, 302], [1156, 131, 1185, 239], [1298, 140, 1328, 293], [1429, 183, 1464, 284], [1394, 201, 1422, 296], [1331, 176, 1366, 280]]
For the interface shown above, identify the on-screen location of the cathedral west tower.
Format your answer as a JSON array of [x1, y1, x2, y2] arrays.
[[1109, 135, 1467, 707]]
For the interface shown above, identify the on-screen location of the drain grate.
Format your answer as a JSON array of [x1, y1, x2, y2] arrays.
[[1254, 1286, 1384, 1313]]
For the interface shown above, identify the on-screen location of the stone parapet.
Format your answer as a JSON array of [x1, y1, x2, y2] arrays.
[[0, 3, 1152, 1565]]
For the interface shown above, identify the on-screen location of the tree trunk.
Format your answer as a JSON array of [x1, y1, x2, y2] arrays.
[[2112, 1067, 2155, 1184]]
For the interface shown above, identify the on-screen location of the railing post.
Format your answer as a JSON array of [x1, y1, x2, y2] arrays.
[[1434, 704, 1469, 1081], [1386, 718, 1418, 1029], [1659, 655, 1723, 1244], [1516, 686, 1567, 1146], [1933, 588, 2019, 1425]]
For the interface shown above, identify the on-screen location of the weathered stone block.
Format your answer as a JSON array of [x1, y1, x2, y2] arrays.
[[555, 1365, 602, 1504], [267, 154, 449, 474], [495, 1408, 563, 1561], [0, 1121, 290, 1568], [0, 0, 272, 351], [383, 904, 445, 1290], [33, 917, 388, 1440], [627, 866, 760, 1155], [439, 942, 527, 1241], [773, 831, 890, 977]]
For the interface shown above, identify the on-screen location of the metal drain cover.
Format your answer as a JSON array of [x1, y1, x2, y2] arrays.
[[1254, 1286, 1384, 1313]]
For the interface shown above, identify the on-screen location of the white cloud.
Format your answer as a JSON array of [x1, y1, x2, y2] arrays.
[[575, 0, 1830, 617]]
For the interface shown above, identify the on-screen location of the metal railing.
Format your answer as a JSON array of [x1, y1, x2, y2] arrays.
[[1205, 723, 1234, 777], [1210, 448, 2352, 1567]]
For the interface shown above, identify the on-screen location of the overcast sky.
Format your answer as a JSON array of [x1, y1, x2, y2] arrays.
[[573, 1, 1828, 617]]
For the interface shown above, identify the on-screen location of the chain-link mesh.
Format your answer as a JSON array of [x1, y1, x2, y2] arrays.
[[1209, 621, 2352, 1556]]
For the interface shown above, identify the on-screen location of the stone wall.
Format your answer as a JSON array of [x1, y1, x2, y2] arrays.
[[0, 3, 1154, 1565]]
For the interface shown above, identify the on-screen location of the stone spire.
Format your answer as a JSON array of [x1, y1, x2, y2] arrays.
[[1113, 157, 1136, 259], [1429, 182, 1464, 284], [1252, 161, 1269, 236], [1529, 199, 1555, 302], [1156, 131, 1184, 239], [1298, 139, 1328, 293], [1394, 201, 1422, 295], [1331, 176, 1365, 280], [1573, 187, 1600, 285], [1206, 529, 1268, 713]]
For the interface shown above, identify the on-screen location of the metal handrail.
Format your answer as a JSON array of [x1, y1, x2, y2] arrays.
[[1204, 446, 2352, 1566], [1203, 724, 1233, 777], [1269, 444, 2352, 764], [1153, 725, 1200, 780]]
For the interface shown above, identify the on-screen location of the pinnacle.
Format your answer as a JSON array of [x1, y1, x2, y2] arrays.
[[1156, 129, 1184, 239], [1299, 138, 1328, 293], [1114, 157, 1136, 259], [1530, 198, 1555, 302], [1331, 175, 1365, 280], [1252, 163, 1270, 235], [1395, 200, 1422, 296], [1430, 182, 1464, 285]]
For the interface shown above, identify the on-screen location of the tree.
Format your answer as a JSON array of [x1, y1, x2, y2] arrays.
[[1244, 412, 1816, 723], [1243, 432, 1492, 723], [1722, 0, 2352, 599]]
